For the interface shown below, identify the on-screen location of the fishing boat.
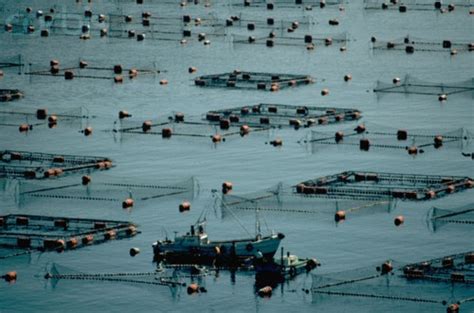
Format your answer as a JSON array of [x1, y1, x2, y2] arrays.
[[152, 219, 285, 264]]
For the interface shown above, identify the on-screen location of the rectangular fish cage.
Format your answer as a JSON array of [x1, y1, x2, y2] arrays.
[[24, 60, 160, 82], [205, 103, 361, 129], [194, 71, 314, 91], [0, 107, 90, 131], [311, 259, 472, 311], [364, 0, 473, 11], [0, 150, 113, 179], [116, 114, 269, 142], [0, 214, 138, 254], [294, 171, 473, 201], [429, 203, 474, 231], [225, 16, 315, 32], [373, 75, 474, 99], [307, 125, 472, 156], [232, 33, 348, 49], [230, 0, 345, 9], [372, 36, 474, 54], [17, 176, 197, 209]]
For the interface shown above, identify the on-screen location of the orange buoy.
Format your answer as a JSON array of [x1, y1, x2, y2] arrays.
[[321, 88, 329, 96], [122, 198, 134, 209], [142, 120, 152, 132], [446, 185, 455, 193], [119, 110, 132, 119], [381, 261, 393, 274], [425, 190, 436, 199], [126, 226, 137, 236], [79, 60, 88, 69], [335, 210, 346, 222], [438, 94, 447, 101], [162, 128, 173, 138], [434, 135, 443, 148], [84, 127, 93, 136], [104, 230, 116, 240], [130, 247, 140, 257], [270, 139, 283, 147], [335, 131, 344, 143], [240, 125, 250, 136], [393, 77, 401, 84], [187, 283, 199, 294], [82, 235, 94, 245], [407, 146, 418, 155], [325, 37, 332, 46], [129, 69, 138, 78], [19, 124, 30, 132], [222, 181, 233, 194], [394, 215, 404, 226], [257, 286, 272, 297], [465, 180, 474, 188], [354, 124, 366, 133], [160, 79, 168, 85], [188, 66, 197, 73], [114, 75, 123, 83], [212, 134, 222, 143], [100, 28, 108, 37], [447, 303, 460, 313], [43, 169, 56, 178], [179, 201, 191, 212], [67, 238, 78, 249], [3, 271, 17, 282], [48, 115, 58, 124], [82, 175, 91, 185]]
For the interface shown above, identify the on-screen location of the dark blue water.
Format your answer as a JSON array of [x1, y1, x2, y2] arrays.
[[0, 1, 473, 312]]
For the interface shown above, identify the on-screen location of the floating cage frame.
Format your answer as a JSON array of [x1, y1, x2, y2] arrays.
[[364, 0, 473, 12], [232, 33, 347, 49], [294, 171, 473, 201], [116, 114, 270, 142], [0, 54, 24, 69], [0, 149, 113, 179], [194, 71, 314, 91], [230, 0, 345, 9], [0, 89, 24, 102], [205, 103, 361, 129], [0, 214, 138, 255], [307, 125, 472, 155], [372, 36, 474, 54], [373, 75, 474, 98]]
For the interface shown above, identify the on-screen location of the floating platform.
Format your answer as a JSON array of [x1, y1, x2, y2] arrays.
[[0, 149, 113, 179], [307, 125, 472, 156], [295, 171, 473, 201], [0, 89, 24, 102], [205, 103, 361, 129], [194, 71, 314, 91], [0, 214, 138, 254]]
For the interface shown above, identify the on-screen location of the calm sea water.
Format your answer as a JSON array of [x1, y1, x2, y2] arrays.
[[0, 0, 473, 312]]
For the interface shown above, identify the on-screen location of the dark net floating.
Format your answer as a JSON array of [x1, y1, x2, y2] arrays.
[[372, 36, 474, 54], [205, 103, 361, 129], [117, 114, 268, 141], [373, 75, 474, 97], [429, 203, 474, 231], [221, 183, 393, 217], [0, 54, 23, 69], [17, 176, 197, 206], [295, 171, 473, 201], [0, 214, 138, 255], [0, 107, 90, 129], [194, 71, 314, 91], [230, 0, 345, 9], [311, 259, 473, 310], [0, 150, 112, 179], [308, 125, 473, 155], [364, 0, 473, 11], [232, 33, 347, 48], [0, 89, 24, 102]]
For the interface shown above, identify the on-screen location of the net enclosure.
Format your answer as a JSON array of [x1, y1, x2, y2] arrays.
[[17, 176, 197, 208], [374, 75, 474, 99], [294, 171, 473, 201], [205, 103, 361, 129], [194, 71, 314, 91], [307, 124, 472, 155], [311, 258, 474, 312], [429, 203, 474, 231], [364, 0, 473, 12], [233, 32, 348, 49], [230, 0, 345, 9], [0, 214, 138, 255], [0, 149, 113, 179], [0, 107, 90, 130], [0, 89, 24, 102]]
